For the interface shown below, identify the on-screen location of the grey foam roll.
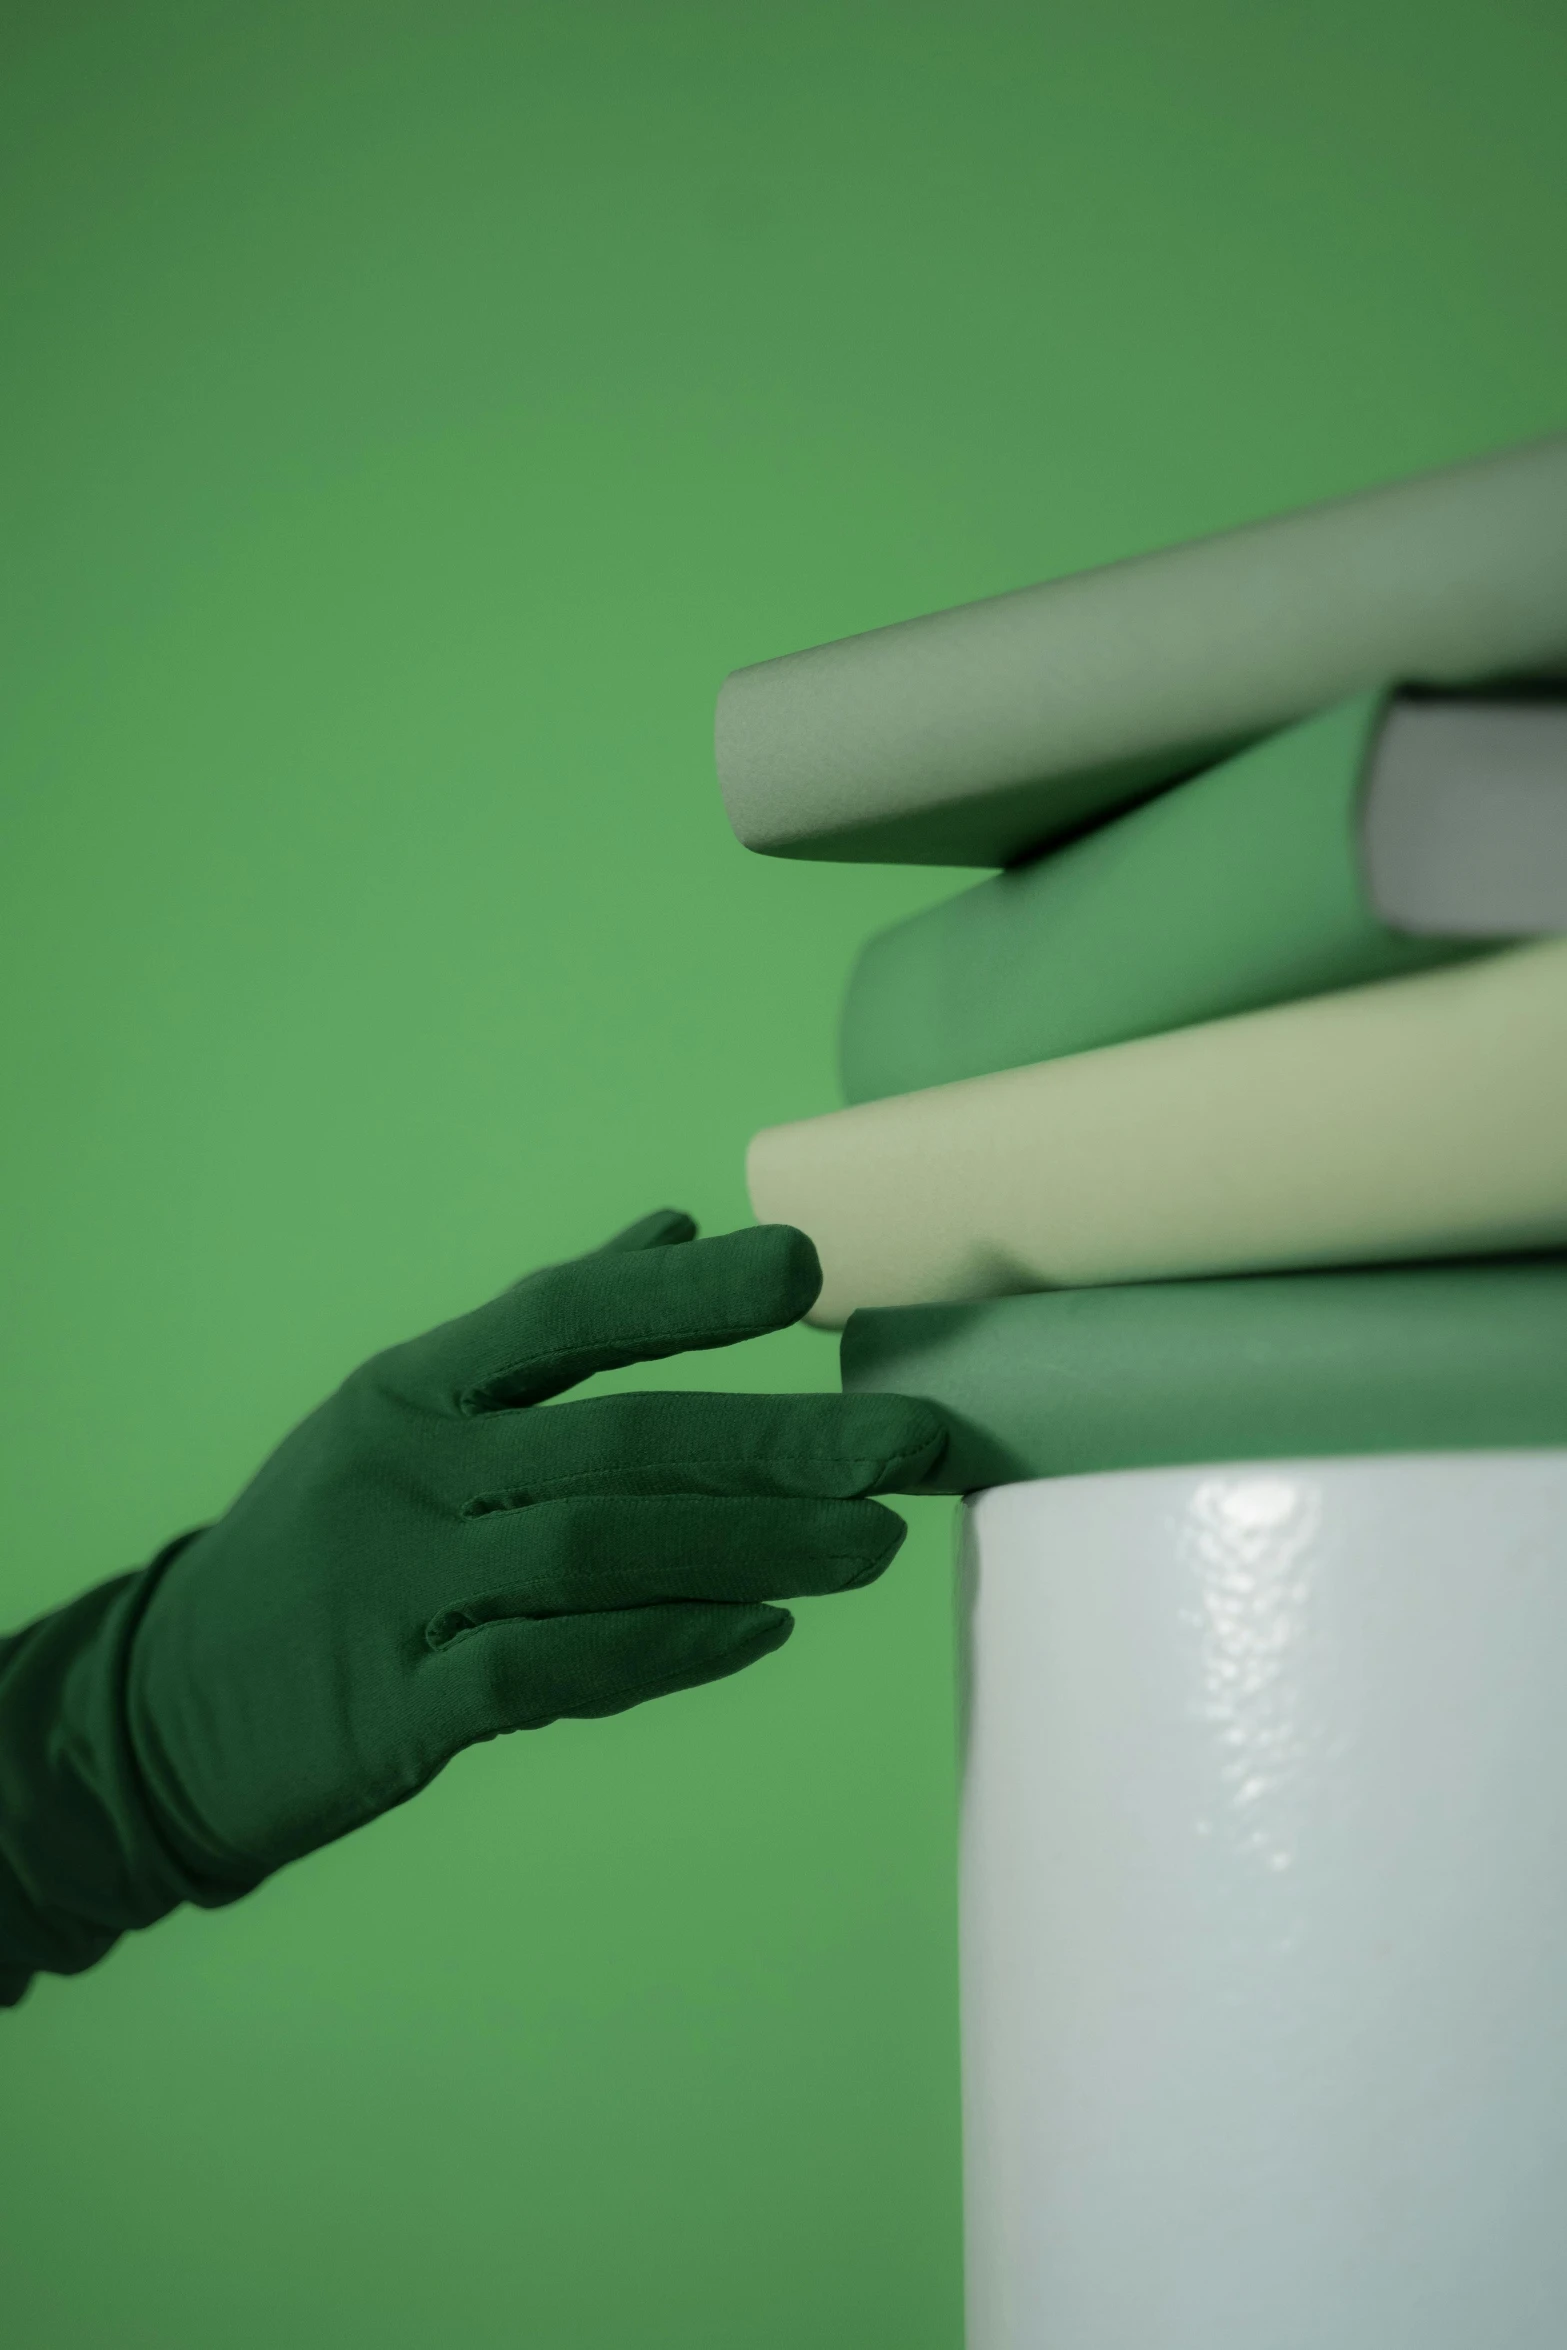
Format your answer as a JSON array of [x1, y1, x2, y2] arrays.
[[716, 434, 1567, 868]]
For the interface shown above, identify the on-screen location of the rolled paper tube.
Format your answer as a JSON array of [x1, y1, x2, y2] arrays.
[[718, 433, 1567, 867], [749, 939, 1567, 1326], [838, 693, 1492, 1107], [839, 1258, 1567, 1490]]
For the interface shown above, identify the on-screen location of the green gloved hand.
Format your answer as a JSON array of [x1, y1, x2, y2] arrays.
[[0, 1212, 947, 2006]]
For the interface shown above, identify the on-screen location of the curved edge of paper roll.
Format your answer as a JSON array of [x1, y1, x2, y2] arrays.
[[747, 1123, 850, 1330]]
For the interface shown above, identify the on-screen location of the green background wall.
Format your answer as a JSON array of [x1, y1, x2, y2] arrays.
[[1, 4, 1562, 2342]]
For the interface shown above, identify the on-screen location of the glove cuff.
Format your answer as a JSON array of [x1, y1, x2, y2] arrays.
[[0, 1540, 263, 2003]]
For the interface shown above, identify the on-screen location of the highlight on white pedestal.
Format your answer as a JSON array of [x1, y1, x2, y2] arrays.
[[958, 1451, 1567, 2350]]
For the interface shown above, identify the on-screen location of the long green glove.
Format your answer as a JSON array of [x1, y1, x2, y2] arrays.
[[0, 1212, 947, 2007]]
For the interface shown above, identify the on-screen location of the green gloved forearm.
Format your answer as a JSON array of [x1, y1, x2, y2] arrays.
[[0, 1212, 947, 2007]]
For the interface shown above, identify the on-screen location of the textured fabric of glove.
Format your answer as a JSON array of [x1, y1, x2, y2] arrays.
[[0, 1212, 947, 2007]]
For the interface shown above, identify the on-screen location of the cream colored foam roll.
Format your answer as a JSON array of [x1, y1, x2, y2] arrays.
[[747, 938, 1567, 1327]]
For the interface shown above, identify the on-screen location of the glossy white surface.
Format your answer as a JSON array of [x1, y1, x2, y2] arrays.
[[960, 1454, 1567, 2350]]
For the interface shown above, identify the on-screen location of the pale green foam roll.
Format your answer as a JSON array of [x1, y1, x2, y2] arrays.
[[840, 1258, 1567, 1491], [840, 695, 1491, 1105]]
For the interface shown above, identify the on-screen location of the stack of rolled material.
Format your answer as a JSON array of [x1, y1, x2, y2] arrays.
[[720, 435, 1567, 1488]]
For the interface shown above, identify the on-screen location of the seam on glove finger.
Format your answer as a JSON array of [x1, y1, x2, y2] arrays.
[[459, 1479, 913, 1518], [456, 1319, 820, 1411], [460, 1439, 941, 1512], [428, 1545, 895, 1644], [504, 1615, 793, 1725]]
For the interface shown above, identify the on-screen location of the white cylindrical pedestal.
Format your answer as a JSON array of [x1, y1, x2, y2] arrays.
[[960, 1453, 1567, 2350]]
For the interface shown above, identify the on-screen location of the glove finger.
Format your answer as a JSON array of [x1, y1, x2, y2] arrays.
[[421, 1600, 793, 1740], [459, 1386, 948, 1504], [386, 1224, 821, 1414], [428, 1493, 906, 1635]]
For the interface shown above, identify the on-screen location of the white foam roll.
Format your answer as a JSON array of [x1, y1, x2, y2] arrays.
[[959, 1452, 1567, 2350]]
